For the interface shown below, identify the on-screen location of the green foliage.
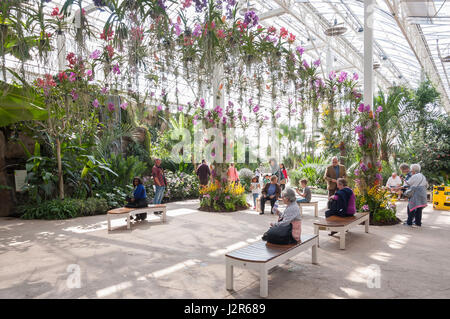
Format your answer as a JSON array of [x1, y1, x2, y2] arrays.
[[0, 79, 48, 127], [293, 155, 328, 188], [94, 185, 134, 209], [18, 198, 108, 220], [23, 150, 59, 202], [381, 160, 394, 185], [161, 158, 194, 174], [403, 116, 450, 185], [105, 154, 147, 188]]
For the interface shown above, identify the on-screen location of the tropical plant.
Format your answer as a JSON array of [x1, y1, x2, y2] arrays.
[[296, 155, 328, 188], [0, 78, 48, 127], [373, 86, 408, 162], [104, 153, 146, 188]]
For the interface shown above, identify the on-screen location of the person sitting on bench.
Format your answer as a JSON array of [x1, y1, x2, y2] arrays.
[[325, 178, 355, 218], [296, 179, 311, 203], [125, 177, 148, 221], [260, 175, 281, 215], [262, 188, 302, 245], [325, 178, 356, 235]]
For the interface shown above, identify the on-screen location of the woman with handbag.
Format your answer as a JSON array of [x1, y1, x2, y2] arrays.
[[403, 164, 428, 227], [262, 188, 302, 245]]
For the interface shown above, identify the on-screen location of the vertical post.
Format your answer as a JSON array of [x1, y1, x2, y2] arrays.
[[314, 225, 320, 248], [260, 265, 268, 298], [326, 44, 333, 75], [225, 259, 233, 291], [364, 0, 375, 108], [57, 31, 66, 72], [312, 240, 318, 264], [339, 231, 346, 250]]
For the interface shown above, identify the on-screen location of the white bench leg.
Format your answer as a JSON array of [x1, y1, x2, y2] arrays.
[[312, 240, 318, 264], [127, 213, 131, 229], [226, 259, 233, 291], [299, 205, 303, 218], [161, 209, 167, 223], [314, 225, 320, 248], [365, 218, 369, 233], [107, 214, 111, 231], [340, 231, 346, 250], [260, 265, 268, 298], [314, 203, 318, 217]]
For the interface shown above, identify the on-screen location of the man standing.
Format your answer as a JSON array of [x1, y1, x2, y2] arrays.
[[196, 159, 211, 187], [324, 157, 347, 196], [152, 158, 166, 206]]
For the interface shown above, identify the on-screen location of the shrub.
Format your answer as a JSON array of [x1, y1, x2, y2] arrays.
[[141, 171, 200, 202], [289, 170, 303, 187], [94, 185, 133, 209], [18, 198, 109, 220]]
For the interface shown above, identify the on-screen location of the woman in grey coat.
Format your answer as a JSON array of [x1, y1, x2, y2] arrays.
[[404, 164, 428, 227]]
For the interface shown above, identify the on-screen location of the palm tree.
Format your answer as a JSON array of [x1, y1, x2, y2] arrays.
[[373, 86, 408, 162]]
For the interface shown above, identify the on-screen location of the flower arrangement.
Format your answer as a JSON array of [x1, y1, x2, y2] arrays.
[[354, 185, 398, 224], [199, 181, 248, 212]]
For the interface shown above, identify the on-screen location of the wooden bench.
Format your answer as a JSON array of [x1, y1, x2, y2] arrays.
[[225, 234, 318, 297], [297, 201, 319, 217], [313, 212, 369, 250], [107, 204, 167, 231]]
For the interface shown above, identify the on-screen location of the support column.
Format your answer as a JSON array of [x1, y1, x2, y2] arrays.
[[57, 31, 66, 72], [326, 44, 333, 75], [364, 0, 375, 108]]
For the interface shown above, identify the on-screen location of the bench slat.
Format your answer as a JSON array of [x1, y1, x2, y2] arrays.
[[313, 212, 368, 227], [226, 234, 317, 263], [107, 204, 167, 215]]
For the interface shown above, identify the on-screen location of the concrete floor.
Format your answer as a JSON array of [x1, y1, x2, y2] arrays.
[[0, 195, 449, 299]]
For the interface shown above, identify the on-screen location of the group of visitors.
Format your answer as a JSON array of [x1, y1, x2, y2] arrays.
[[124, 155, 428, 239], [381, 162, 427, 226]]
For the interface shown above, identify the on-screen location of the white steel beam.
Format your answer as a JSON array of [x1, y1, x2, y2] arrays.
[[364, 0, 374, 107]]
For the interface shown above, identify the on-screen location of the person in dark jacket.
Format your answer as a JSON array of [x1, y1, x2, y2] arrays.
[[125, 177, 148, 221], [325, 178, 356, 218], [260, 175, 282, 215], [196, 159, 211, 186], [325, 178, 356, 236]]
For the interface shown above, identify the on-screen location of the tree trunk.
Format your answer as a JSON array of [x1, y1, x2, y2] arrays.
[[56, 138, 64, 199]]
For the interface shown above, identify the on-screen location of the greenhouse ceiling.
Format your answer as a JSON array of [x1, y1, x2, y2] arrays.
[[5, 0, 450, 112], [247, 0, 450, 111]]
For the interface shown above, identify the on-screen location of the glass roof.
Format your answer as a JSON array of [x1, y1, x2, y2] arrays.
[[5, 0, 449, 112]]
